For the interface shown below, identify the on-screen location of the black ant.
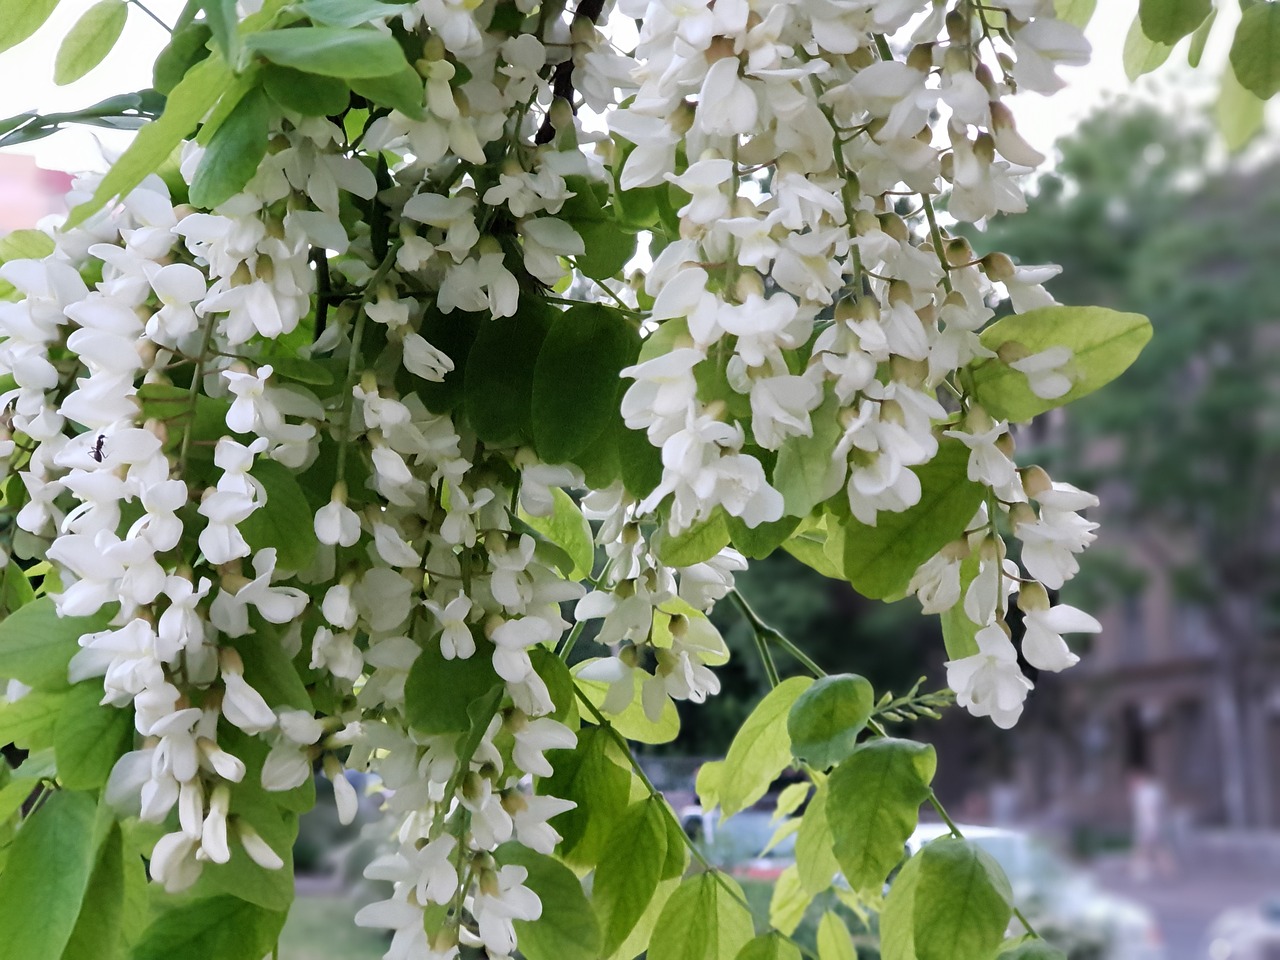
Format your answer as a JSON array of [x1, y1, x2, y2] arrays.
[[90, 435, 105, 463]]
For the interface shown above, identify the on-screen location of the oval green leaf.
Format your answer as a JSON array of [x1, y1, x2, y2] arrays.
[[1229, 2, 1280, 100], [787, 673, 874, 770], [189, 87, 271, 210], [245, 26, 412, 79], [649, 872, 755, 960], [55, 0, 129, 86]]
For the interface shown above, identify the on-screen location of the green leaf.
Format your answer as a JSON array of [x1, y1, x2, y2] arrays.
[[53, 0, 128, 85], [912, 839, 1014, 960], [300, 0, 409, 27], [239, 458, 319, 572], [1138, 0, 1212, 44], [0, 0, 59, 54], [595, 797, 669, 955], [816, 912, 857, 960], [649, 872, 755, 960], [738, 933, 803, 960], [55, 682, 133, 790], [263, 65, 350, 116], [265, 355, 336, 386], [973, 306, 1153, 421], [794, 783, 839, 894], [0, 790, 100, 960], [68, 54, 235, 226], [465, 304, 550, 446], [781, 516, 845, 580], [244, 27, 412, 79], [1216, 62, 1266, 152], [1053, 0, 1096, 28], [350, 65, 426, 118], [768, 866, 811, 936], [833, 439, 984, 601], [717, 676, 812, 817], [189, 87, 270, 209], [226, 621, 311, 712], [132, 895, 287, 960], [574, 663, 681, 744], [530, 648, 579, 729], [1123, 14, 1174, 81], [787, 673, 874, 770], [0, 690, 66, 750], [497, 844, 602, 960], [539, 726, 632, 869], [3, 561, 37, 614], [774, 389, 844, 517], [0, 598, 109, 692], [0, 776, 40, 824], [0, 228, 55, 263], [654, 510, 731, 567], [617, 417, 663, 499], [1187, 7, 1217, 66], [404, 641, 501, 735], [201, 0, 238, 60], [575, 220, 638, 281], [153, 22, 213, 95], [60, 822, 134, 960], [1230, 2, 1280, 99], [940, 554, 982, 660], [661, 803, 690, 879], [520, 489, 594, 581], [532, 304, 639, 465], [725, 514, 801, 561], [879, 850, 923, 960], [826, 738, 937, 896]]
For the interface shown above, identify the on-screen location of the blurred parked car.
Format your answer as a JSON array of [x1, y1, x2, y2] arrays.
[[909, 823, 1166, 960], [680, 805, 796, 881], [1204, 899, 1280, 960]]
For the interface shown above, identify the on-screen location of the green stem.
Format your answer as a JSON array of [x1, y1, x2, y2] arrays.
[[178, 311, 218, 473], [129, 0, 172, 32], [730, 590, 827, 679], [921, 193, 954, 294], [334, 247, 399, 485]]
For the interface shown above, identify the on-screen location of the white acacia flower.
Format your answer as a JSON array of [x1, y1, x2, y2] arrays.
[[945, 624, 1033, 729]]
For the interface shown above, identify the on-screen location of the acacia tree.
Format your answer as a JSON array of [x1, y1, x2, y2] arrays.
[[0, 1, 1267, 960]]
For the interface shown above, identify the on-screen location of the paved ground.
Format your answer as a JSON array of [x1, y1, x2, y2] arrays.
[[1090, 837, 1280, 960]]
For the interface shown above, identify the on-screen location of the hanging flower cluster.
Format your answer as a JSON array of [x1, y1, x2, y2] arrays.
[[0, 0, 1152, 957]]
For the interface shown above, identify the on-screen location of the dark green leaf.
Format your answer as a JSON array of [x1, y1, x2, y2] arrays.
[[532, 304, 639, 465], [617, 418, 662, 499], [648, 872, 754, 960], [0, 597, 109, 692], [1138, 0, 1212, 44], [239, 458, 319, 572], [55, 682, 133, 790], [404, 640, 501, 735], [201, 0, 238, 59], [826, 738, 936, 896], [350, 66, 426, 118], [1229, 2, 1280, 99], [595, 797, 669, 955], [153, 22, 213, 95], [263, 65, 350, 116], [465, 303, 550, 445], [787, 673, 874, 770], [725, 514, 800, 561], [245, 27, 412, 79], [131, 895, 287, 960], [530, 648, 578, 729], [189, 87, 270, 209], [913, 839, 1014, 960], [54, 0, 129, 86], [0, 790, 100, 960], [539, 726, 631, 869], [833, 439, 984, 601], [497, 844, 602, 960]]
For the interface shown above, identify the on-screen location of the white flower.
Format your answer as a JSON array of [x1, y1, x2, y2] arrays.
[[511, 717, 576, 778], [1010, 346, 1074, 400], [209, 549, 309, 637], [218, 649, 277, 735], [402, 333, 455, 382], [314, 493, 361, 547], [425, 592, 475, 660], [472, 864, 542, 957], [1018, 584, 1099, 673], [945, 624, 1033, 729]]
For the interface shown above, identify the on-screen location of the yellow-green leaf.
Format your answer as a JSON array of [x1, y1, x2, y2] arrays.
[[717, 676, 812, 816], [1216, 62, 1266, 152], [54, 0, 128, 85], [816, 913, 857, 960], [0, 0, 60, 54], [1123, 14, 1174, 82], [1138, 0, 1211, 45]]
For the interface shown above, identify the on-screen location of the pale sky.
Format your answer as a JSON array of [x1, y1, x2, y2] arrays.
[[0, 0, 1233, 175]]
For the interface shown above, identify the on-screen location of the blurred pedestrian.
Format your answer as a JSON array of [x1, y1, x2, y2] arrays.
[[1128, 767, 1176, 881]]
